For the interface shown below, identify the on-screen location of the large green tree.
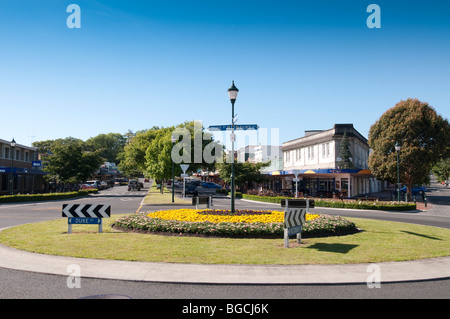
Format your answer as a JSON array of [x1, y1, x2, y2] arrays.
[[85, 133, 126, 164], [145, 121, 222, 182], [368, 98, 450, 198], [43, 139, 104, 185]]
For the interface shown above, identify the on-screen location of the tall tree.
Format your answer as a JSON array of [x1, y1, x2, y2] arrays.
[[337, 131, 355, 169], [368, 98, 450, 198], [44, 139, 104, 185], [85, 133, 126, 164]]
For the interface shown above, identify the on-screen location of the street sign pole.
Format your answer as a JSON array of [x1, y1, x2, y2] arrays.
[[231, 100, 236, 214], [180, 164, 189, 200]]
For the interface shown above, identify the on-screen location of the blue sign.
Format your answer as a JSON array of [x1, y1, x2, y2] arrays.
[[68, 217, 102, 225], [287, 225, 302, 236], [208, 124, 259, 131], [32, 161, 42, 167]]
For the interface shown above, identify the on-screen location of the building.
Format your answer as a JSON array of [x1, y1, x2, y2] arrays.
[[266, 124, 383, 198], [0, 138, 46, 195]]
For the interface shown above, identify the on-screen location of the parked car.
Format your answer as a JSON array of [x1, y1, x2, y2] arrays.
[[202, 182, 222, 189], [399, 186, 426, 195], [185, 181, 198, 194], [84, 180, 101, 190], [100, 181, 109, 189]]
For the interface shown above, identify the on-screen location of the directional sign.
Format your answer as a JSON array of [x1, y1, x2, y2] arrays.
[[68, 217, 102, 225], [208, 124, 259, 131], [62, 204, 111, 218], [62, 204, 110, 234], [284, 208, 306, 229]]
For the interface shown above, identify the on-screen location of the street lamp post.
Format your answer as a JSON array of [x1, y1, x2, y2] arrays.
[[171, 135, 177, 203], [395, 142, 401, 202], [10, 138, 16, 195], [228, 81, 239, 214]]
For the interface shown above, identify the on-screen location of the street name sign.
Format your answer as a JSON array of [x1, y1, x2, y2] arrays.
[[68, 217, 102, 224], [62, 204, 111, 233], [208, 124, 259, 131]]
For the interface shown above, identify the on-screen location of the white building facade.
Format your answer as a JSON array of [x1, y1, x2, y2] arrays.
[[267, 124, 383, 198]]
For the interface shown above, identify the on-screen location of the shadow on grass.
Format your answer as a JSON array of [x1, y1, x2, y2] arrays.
[[306, 243, 358, 254], [401, 230, 443, 241]]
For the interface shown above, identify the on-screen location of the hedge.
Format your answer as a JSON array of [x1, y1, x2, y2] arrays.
[[241, 194, 416, 211], [0, 189, 98, 203]]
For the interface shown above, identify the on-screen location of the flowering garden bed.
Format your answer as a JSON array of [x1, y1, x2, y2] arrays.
[[112, 209, 359, 238]]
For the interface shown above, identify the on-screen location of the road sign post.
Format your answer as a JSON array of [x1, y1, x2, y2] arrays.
[[62, 204, 111, 234], [180, 164, 189, 200], [281, 199, 314, 248]]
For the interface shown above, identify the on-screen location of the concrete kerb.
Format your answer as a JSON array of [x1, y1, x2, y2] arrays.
[[1, 227, 450, 284]]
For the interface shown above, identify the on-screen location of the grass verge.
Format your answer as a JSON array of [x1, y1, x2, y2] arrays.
[[1, 215, 450, 265], [142, 184, 191, 205]]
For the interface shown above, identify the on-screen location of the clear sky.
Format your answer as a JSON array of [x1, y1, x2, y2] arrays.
[[1, 0, 449, 149]]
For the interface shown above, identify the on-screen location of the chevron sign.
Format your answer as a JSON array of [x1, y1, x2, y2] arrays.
[[62, 204, 110, 234], [62, 204, 111, 218], [283, 199, 312, 248], [284, 208, 306, 229]]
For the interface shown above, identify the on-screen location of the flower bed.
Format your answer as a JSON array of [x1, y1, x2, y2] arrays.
[[241, 194, 416, 211], [112, 209, 358, 238]]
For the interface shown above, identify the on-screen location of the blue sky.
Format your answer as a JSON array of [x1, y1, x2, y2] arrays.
[[0, 0, 449, 149]]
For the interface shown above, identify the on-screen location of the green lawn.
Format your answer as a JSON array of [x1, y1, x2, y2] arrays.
[[1, 216, 450, 265], [142, 184, 191, 205]]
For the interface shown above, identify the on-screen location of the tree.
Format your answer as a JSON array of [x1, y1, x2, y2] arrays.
[[117, 128, 159, 177], [217, 161, 270, 191], [337, 131, 355, 169], [432, 158, 450, 183], [368, 98, 450, 199], [144, 121, 223, 186], [85, 133, 126, 164], [44, 139, 104, 185]]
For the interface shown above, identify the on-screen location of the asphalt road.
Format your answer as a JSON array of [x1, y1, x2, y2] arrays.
[[0, 181, 449, 301]]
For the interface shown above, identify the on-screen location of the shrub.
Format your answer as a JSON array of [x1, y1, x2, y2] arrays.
[[241, 194, 416, 211], [0, 189, 98, 203]]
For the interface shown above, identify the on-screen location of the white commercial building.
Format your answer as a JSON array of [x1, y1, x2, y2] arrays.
[[266, 124, 384, 198]]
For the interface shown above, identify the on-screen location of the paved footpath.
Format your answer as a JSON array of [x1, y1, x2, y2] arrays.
[[1, 241, 450, 284], [1, 182, 450, 285]]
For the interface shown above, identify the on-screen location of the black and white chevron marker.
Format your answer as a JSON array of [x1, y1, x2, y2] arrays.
[[284, 208, 306, 229], [62, 204, 111, 218]]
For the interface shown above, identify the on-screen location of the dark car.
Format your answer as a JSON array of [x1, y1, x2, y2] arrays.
[[128, 179, 141, 191], [185, 181, 198, 194], [202, 182, 222, 189]]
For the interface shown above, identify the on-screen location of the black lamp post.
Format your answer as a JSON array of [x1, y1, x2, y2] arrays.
[[228, 81, 239, 214], [395, 142, 401, 202], [10, 138, 16, 195], [171, 135, 177, 203]]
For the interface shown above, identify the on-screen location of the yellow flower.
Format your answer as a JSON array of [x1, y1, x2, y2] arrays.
[[147, 209, 319, 224]]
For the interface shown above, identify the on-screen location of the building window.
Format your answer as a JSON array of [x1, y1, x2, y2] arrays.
[[285, 151, 290, 163], [295, 149, 301, 161], [307, 146, 314, 160], [322, 143, 330, 158], [5, 147, 10, 159]]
